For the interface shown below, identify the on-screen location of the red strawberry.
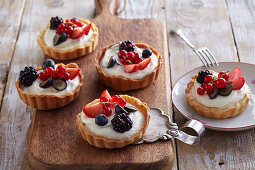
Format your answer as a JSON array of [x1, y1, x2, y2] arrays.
[[69, 28, 84, 39], [83, 103, 104, 118], [65, 68, 80, 80], [124, 64, 139, 73], [100, 90, 112, 101], [138, 57, 151, 70], [231, 77, 245, 90], [228, 67, 241, 82], [83, 23, 91, 35]]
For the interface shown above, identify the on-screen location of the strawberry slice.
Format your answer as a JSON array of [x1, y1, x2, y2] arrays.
[[65, 68, 80, 80], [69, 28, 84, 39], [228, 67, 241, 82], [124, 64, 139, 73], [83, 103, 104, 118], [138, 57, 151, 70], [100, 90, 112, 101], [83, 23, 91, 35], [231, 77, 245, 90]]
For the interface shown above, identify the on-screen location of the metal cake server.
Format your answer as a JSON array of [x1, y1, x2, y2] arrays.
[[133, 108, 205, 145]]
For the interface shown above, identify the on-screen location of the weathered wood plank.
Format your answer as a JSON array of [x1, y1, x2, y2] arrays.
[[0, 0, 27, 110], [226, 0, 255, 64], [166, 0, 255, 169], [0, 0, 95, 169]]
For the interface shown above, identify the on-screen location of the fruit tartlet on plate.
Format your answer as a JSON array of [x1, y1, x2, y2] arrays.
[[77, 90, 150, 149], [15, 59, 83, 110], [38, 16, 98, 60], [95, 40, 163, 91], [185, 67, 251, 118]]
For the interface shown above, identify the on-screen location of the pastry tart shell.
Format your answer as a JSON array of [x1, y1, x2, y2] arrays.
[[95, 42, 163, 91], [38, 19, 99, 60], [77, 95, 150, 149], [15, 63, 84, 110], [185, 74, 251, 119]]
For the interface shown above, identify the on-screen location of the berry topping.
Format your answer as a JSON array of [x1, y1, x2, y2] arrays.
[[124, 64, 139, 73], [142, 48, 152, 58], [103, 107, 112, 117], [65, 67, 80, 80], [218, 71, 229, 81], [65, 26, 74, 34], [119, 40, 135, 52], [83, 103, 104, 118], [118, 97, 127, 107], [38, 72, 48, 81], [61, 72, 70, 81], [204, 83, 214, 93], [100, 96, 110, 103], [76, 22, 83, 27], [138, 57, 151, 70], [69, 28, 84, 39], [204, 75, 214, 84], [39, 77, 53, 88], [95, 114, 108, 126], [44, 66, 54, 77], [118, 50, 127, 59], [42, 59, 55, 70], [197, 87, 205, 95], [107, 56, 116, 68], [53, 32, 67, 46], [71, 18, 78, 24], [50, 16, 63, 30], [19, 66, 38, 87], [100, 90, 112, 101], [231, 77, 245, 90], [115, 104, 129, 115], [111, 113, 133, 133], [196, 70, 213, 84], [112, 95, 119, 102], [218, 83, 233, 96], [83, 23, 91, 35], [207, 85, 218, 99], [215, 78, 227, 89], [52, 78, 67, 91], [228, 67, 241, 83], [126, 52, 135, 61]]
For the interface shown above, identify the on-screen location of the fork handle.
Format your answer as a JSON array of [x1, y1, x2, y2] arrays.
[[171, 29, 195, 50]]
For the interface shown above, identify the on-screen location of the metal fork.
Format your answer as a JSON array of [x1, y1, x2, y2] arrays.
[[171, 29, 219, 68]]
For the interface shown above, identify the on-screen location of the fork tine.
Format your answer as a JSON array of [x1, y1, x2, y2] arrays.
[[197, 49, 211, 68], [194, 50, 208, 68], [201, 48, 215, 67], [204, 48, 219, 66]]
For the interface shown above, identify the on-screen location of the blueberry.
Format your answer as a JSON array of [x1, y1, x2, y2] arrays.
[[142, 48, 152, 58], [95, 114, 108, 126], [42, 59, 55, 70]]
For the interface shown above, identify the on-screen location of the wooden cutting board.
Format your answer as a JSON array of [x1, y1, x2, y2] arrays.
[[28, 0, 174, 169]]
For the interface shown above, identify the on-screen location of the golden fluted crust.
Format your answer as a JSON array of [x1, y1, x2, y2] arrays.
[[95, 42, 163, 91], [185, 74, 251, 119], [77, 95, 150, 149], [15, 63, 84, 110], [37, 19, 98, 60]]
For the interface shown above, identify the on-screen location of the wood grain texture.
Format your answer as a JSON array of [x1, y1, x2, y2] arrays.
[[0, 0, 95, 170], [166, 0, 255, 169], [28, 0, 174, 169]]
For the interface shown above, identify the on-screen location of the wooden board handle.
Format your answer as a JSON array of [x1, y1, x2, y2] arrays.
[[95, 0, 120, 17]]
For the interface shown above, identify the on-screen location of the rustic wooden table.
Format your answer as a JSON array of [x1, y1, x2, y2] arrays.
[[0, 0, 255, 169]]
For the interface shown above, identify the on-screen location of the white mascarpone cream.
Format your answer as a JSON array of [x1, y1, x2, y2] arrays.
[[43, 24, 93, 50], [23, 76, 80, 95], [100, 44, 159, 80], [81, 103, 145, 139], [191, 79, 250, 110]]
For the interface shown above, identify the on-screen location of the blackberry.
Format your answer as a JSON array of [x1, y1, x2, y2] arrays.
[[119, 40, 135, 52], [196, 70, 212, 84], [19, 66, 38, 87], [50, 16, 63, 30], [111, 113, 133, 133]]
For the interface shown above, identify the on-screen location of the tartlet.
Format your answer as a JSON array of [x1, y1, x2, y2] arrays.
[[77, 90, 150, 149], [95, 41, 163, 91], [185, 68, 251, 118], [16, 62, 83, 110], [38, 17, 98, 60]]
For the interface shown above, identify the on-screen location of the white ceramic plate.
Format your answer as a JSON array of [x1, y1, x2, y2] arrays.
[[172, 62, 255, 131]]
